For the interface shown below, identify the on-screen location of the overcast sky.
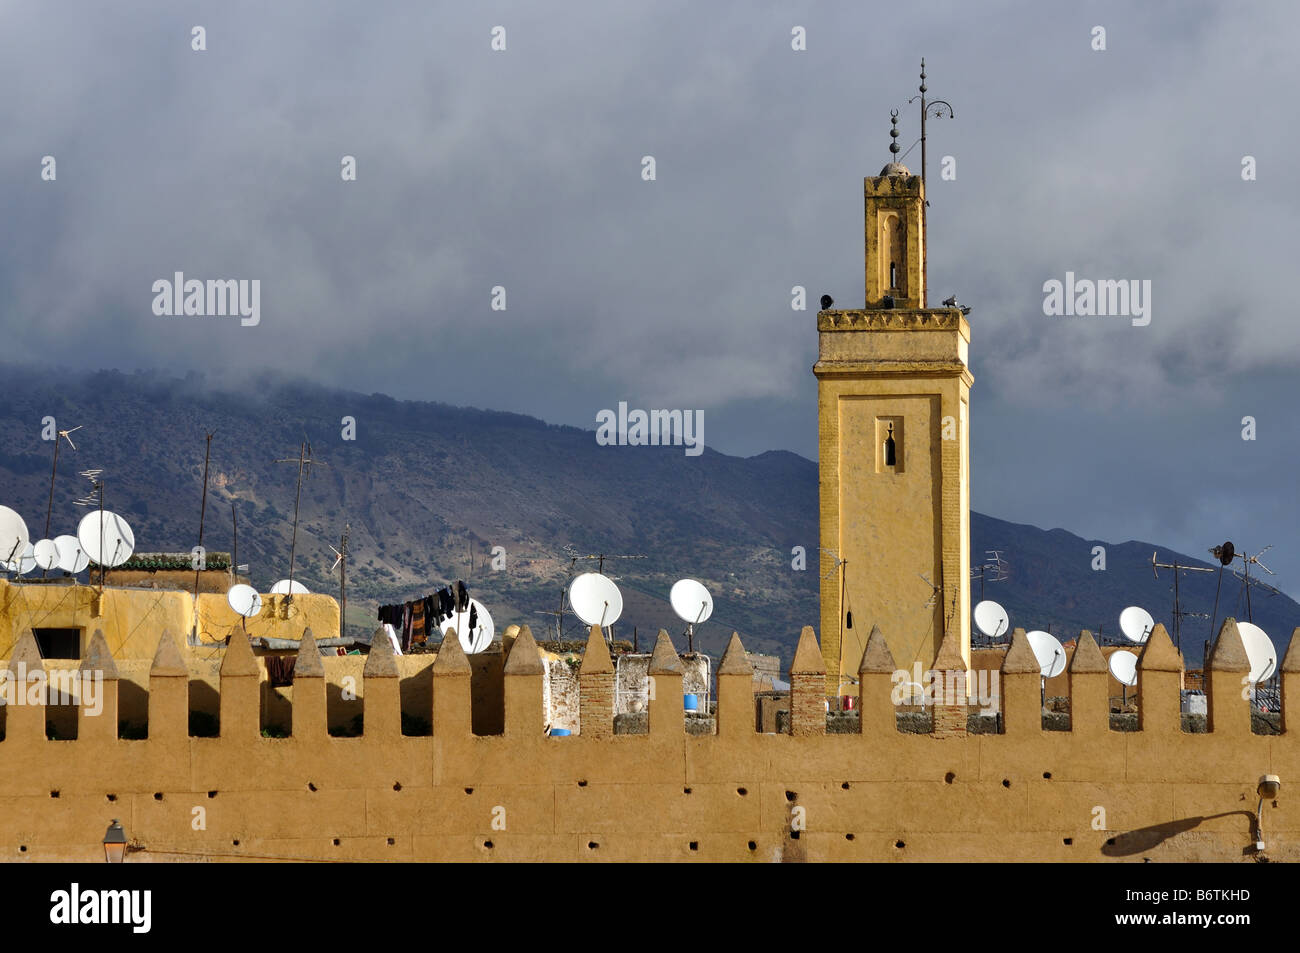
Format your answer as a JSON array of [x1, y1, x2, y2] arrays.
[[3, 1, 1299, 596]]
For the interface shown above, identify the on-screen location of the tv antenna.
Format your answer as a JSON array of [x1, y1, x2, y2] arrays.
[[1207, 541, 1282, 635], [971, 550, 1008, 602], [1150, 551, 1214, 654], [73, 469, 103, 508], [274, 440, 328, 605], [560, 545, 647, 576]]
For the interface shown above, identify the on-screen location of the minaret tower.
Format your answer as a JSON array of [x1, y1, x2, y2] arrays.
[[815, 112, 972, 692]]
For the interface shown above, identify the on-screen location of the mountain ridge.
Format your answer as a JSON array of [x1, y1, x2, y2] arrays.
[[0, 364, 1294, 669]]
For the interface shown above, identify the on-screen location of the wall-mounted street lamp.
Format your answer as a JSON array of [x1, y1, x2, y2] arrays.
[[103, 818, 127, 863], [1256, 775, 1280, 851]]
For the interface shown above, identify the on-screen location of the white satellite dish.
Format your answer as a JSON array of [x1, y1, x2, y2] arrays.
[[1119, 606, 1155, 644], [76, 510, 135, 568], [53, 534, 90, 574], [670, 578, 713, 625], [1108, 649, 1139, 687], [0, 506, 30, 565], [227, 583, 263, 619], [973, 600, 1009, 639], [1237, 622, 1278, 684], [440, 597, 493, 654], [568, 572, 623, 628], [5, 542, 36, 576], [270, 579, 310, 595], [1026, 630, 1066, 679], [32, 538, 62, 570]]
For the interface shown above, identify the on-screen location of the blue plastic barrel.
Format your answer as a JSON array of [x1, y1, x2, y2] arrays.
[[549, 728, 571, 737], [683, 694, 699, 712]]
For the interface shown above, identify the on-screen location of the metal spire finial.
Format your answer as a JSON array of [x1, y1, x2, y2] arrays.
[[889, 109, 900, 156]]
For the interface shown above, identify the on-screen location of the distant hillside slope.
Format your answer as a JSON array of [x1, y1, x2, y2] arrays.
[[0, 366, 1294, 668]]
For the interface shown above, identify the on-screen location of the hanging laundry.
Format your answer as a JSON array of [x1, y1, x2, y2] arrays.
[[266, 655, 296, 687], [455, 580, 469, 612], [468, 603, 478, 632]]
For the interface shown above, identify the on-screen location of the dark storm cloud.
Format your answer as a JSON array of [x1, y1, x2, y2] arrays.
[[1, 1, 1298, 590]]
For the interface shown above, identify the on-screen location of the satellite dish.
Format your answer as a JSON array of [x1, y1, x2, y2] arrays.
[[1026, 630, 1066, 678], [1108, 650, 1139, 687], [670, 578, 713, 625], [1237, 622, 1278, 684], [973, 600, 1009, 639], [76, 510, 135, 568], [4, 542, 36, 576], [270, 579, 310, 595], [53, 534, 90, 574], [568, 572, 623, 628], [1119, 606, 1155, 644], [0, 505, 30, 565], [440, 597, 493, 654], [227, 583, 263, 618], [32, 539, 62, 570]]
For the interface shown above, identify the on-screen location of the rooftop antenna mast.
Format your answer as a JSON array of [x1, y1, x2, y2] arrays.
[[274, 440, 328, 607], [906, 57, 954, 306], [1150, 551, 1214, 654], [194, 431, 215, 596], [42, 424, 81, 577], [329, 523, 349, 637]]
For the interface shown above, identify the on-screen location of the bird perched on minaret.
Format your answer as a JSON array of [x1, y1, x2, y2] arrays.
[[942, 294, 971, 316], [820, 294, 833, 310]]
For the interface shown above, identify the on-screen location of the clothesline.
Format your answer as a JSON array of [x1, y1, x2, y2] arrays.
[[377, 581, 475, 653]]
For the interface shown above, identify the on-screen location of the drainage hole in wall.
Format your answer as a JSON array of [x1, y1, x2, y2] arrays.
[[944, 772, 956, 784], [308, 782, 317, 792], [153, 792, 163, 801], [1042, 772, 1052, 780], [841, 782, 850, 790], [392, 782, 402, 792], [789, 830, 801, 840], [464, 787, 474, 795], [1106, 837, 1116, 846], [19, 846, 27, 853], [332, 839, 340, 847], [207, 790, 217, 798], [106, 794, 117, 802], [683, 787, 692, 795], [785, 790, 796, 802], [689, 841, 698, 851], [895, 840, 906, 849], [747, 841, 756, 851], [578, 780, 588, 788], [1063, 838, 1073, 845], [232, 840, 240, 846], [50, 791, 60, 799], [483, 840, 493, 850], [846, 833, 856, 841], [587, 841, 598, 850], [1001, 779, 1011, 788], [387, 838, 395, 846], [737, 787, 748, 796]]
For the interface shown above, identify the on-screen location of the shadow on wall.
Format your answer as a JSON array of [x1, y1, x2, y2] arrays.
[[1100, 811, 1255, 857]]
